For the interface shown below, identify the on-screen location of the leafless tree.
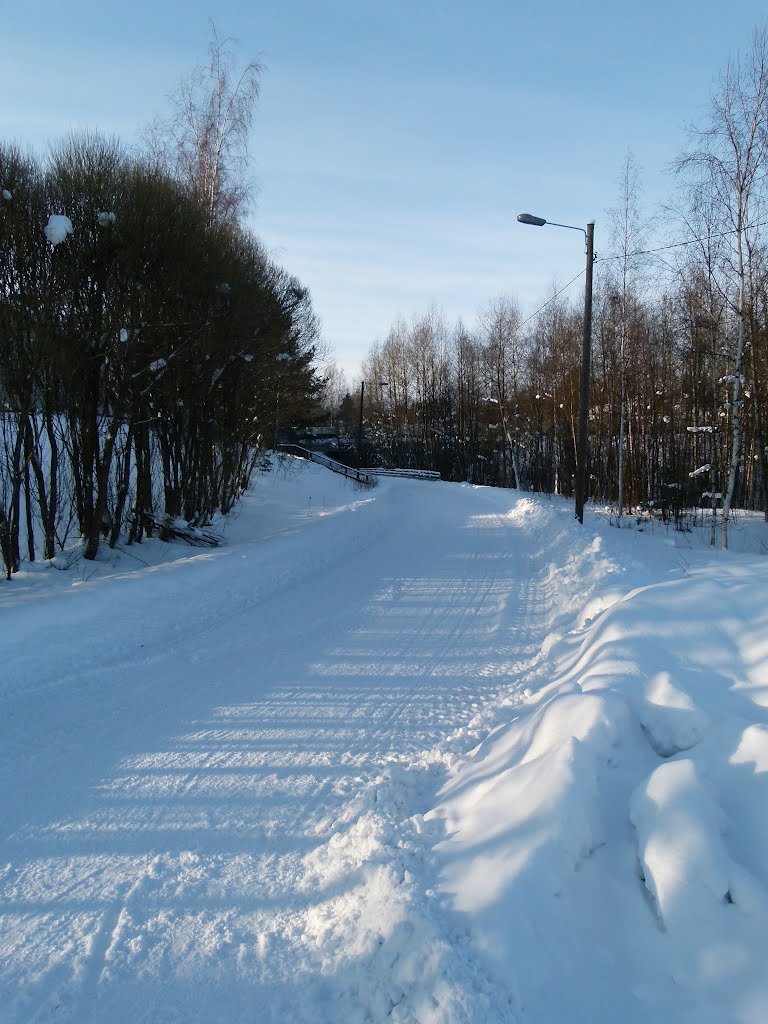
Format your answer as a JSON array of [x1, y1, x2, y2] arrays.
[[607, 150, 649, 521], [478, 296, 527, 490], [676, 24, 768, 546], [145, 22, 263, 229]]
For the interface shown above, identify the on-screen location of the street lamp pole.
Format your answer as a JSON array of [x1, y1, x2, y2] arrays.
[[575, 221, 595, 525], [516, 213, 595, 524]]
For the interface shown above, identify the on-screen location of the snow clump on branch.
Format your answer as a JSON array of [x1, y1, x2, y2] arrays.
[[44, 214, 74, 247]]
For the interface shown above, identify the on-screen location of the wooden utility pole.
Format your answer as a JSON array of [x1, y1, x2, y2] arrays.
[[575, 221, 595, 525]]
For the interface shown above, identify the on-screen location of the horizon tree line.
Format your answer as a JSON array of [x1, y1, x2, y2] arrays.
[[345, 24, 768, 549]]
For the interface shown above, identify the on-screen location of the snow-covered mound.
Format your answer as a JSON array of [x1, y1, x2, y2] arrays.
[[430, 500, 768, 1024]]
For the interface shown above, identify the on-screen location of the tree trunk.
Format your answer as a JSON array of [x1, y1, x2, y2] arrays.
[[720, 243, 747, 550]]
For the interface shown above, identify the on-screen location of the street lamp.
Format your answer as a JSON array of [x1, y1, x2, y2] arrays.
[[517, 213, 595, 524]]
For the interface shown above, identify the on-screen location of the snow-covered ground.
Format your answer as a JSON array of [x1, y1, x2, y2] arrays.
[[2, 456, 767, 1023]]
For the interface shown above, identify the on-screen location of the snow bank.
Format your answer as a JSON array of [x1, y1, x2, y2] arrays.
[[630, 670, 709, 757], [428, 497, 768, 1023], [296, 762, 517, 1023], [629, 755, 768, 923]]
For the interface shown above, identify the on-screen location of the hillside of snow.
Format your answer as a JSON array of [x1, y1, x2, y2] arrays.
[[1, 455, 767, 1023]]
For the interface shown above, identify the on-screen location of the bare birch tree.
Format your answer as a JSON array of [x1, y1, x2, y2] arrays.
[[145, 22, 263, 229], [479, 296, 528, 490], [607, 150, 648, 522], [677, 24, 768, 547]]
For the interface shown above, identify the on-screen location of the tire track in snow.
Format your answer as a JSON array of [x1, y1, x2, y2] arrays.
[[70, 858, 159, 1022]]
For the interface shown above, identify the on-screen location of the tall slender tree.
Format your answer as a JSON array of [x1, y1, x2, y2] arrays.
[[145, 22, 262, 229], [677, 24, 768, 546]]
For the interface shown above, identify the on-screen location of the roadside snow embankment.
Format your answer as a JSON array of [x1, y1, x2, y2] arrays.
[[428, 506, 768, 1024]]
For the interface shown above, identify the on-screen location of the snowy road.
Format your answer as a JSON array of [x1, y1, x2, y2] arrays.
[[4, 462, 768, 1024], [1, 471, 546, 1023]]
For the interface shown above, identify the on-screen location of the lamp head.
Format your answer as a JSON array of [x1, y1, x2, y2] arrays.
[[517, 213, 547, 227]]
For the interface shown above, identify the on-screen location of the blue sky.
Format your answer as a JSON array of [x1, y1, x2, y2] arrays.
[[2, 1, 765, 378]]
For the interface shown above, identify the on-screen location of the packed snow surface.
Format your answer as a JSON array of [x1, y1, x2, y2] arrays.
[[2, 458, 768, 1023]]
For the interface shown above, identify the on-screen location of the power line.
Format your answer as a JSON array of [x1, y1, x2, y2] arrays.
[[519, 268, 586, 329], [519, 219, 768, 329], [598, 219, 768, 263]]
